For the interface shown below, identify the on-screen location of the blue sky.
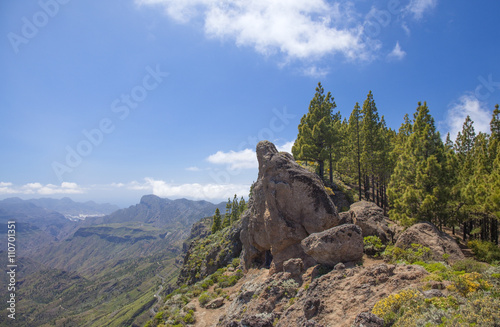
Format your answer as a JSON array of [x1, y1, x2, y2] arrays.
[[1, 0, 500, 207]]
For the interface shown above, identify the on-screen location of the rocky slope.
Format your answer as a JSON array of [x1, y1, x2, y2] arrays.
[[157, 141, 468, 327]]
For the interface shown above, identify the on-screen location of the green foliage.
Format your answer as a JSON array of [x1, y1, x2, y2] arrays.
[[198, 291, 214, 307], [292, 82, 338, 180], [382, 244, 432, 264], [388, 102, 451, 227], [468, 240, 500, 263], [232, 258, 240, 268], [363, 235, 386, 256], [452, 258, 488, 273], [371, 288, 422, 325], [183, 310, 195, 324], [211, 208, 222, 234]]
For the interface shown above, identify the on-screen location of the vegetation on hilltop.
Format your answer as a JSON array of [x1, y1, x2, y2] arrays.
[[293, 83, 500, 244]]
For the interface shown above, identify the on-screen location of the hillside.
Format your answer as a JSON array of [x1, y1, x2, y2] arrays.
[[144, 141, 500, 327], [0, 196, 227, 327]]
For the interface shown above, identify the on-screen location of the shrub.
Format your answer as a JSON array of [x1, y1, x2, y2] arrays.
[[452, 258, 488, 273], [198, 292, 214, 307], [372, 288, 422, 325], [232, 258, 240, 268], [363, 236, 386, 256], [447, 272, 492, 297], [183, 310, 195, 324], [382, 244, 431, 264], [468, 240, 500, 264]]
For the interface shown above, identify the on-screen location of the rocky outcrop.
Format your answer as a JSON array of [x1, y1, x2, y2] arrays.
[[178, 221, 243, 286], [353, 312, 384, 327], [395, 222, 464, 262], [241, 141, 340, 273], [348, 201, 392, 243], [301, 224, 363, 266], [217, 263, 427, 327]]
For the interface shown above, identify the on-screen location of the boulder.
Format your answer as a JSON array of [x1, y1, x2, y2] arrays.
[[349, 201, 392, 243], [353, 312, 384, 327], [241, 141, 340, 273], [283, 258, 304, 279], [395, 222, 464, 262], [206, 297, 225, 309], [301, 224, 363, 266]]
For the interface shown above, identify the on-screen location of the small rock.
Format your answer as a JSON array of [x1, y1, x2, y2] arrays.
[[283, 258, 304, 277], [334, 262, 346, 271], [422, 289, 445, 298], [206, 297, 225, 309], [353, 312, 384, 327]]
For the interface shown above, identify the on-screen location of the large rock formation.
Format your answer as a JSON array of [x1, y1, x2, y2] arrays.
[[241, 141, 340, 273], [395, 222, 464, 262], [301, 224, 363, 266]]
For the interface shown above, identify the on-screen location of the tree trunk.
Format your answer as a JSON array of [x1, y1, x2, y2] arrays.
[[329, 150, 333, 186], [318, 160, 324, 182], [463, 221, 467, 242]]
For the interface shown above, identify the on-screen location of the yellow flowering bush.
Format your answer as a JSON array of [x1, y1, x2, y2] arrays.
[[447, 272, 491, 297], [372, 288, 422, 324]]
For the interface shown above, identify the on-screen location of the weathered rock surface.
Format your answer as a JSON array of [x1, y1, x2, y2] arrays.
[[349, 201, 392, 243], [395, 222, 464, 262], [301, 224, 363, 266], [241, 141, 340, 273], [353, 312, 384, 327], [217, 263, 427, 327], [206, 297, 225, 309]]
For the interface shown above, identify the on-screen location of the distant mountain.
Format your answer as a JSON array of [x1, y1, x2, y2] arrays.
[[86, 194, 225, 229], [0, 199, 78, 256], [1, 197, 120, 220]]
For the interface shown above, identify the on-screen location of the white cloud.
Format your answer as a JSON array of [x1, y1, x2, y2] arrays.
[[186, 166, 201, 171], [443, 94, 491, 142], [387, 42, 406, 60], [207, 148, 258, 170], [0, 182, 85, 195], [302, 66, 329, 78], [401, 22, 411, 36], [206, 140, 295, 170], [125, 178, 250, 200], [136, 0, 368, 62], [276, 141, 294, 154], [406, 0, 437, 20]]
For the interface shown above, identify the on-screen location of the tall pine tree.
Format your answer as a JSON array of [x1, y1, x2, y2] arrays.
[[292, 82, 337, 182], [388, 102, 450, 227]]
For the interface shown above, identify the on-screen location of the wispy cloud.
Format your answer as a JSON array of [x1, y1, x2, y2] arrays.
[[122, 178, 250, 200], [0, 182, 86, 195], [136, 0, 367, 62], [387, 42, 406, 60], [406, 0, 437, 20], [442, 94, 491, 142], [206, 140, 294, 170], [207, 148, 257, 170]]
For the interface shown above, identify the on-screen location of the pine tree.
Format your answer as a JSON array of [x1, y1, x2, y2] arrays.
[[454, 116, 478, 240], [231, 194, 239, 223], [239, 196, 246, 215], [211, 208, 222, 234], [388, 102, 450, 227], [490, 104, 500, 161], [487, 141, 500, 244], [345, 102, 362, 200], [222, 198, 231, 228], [360, 91, 382, 201], [292, 82, 337, 182]]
